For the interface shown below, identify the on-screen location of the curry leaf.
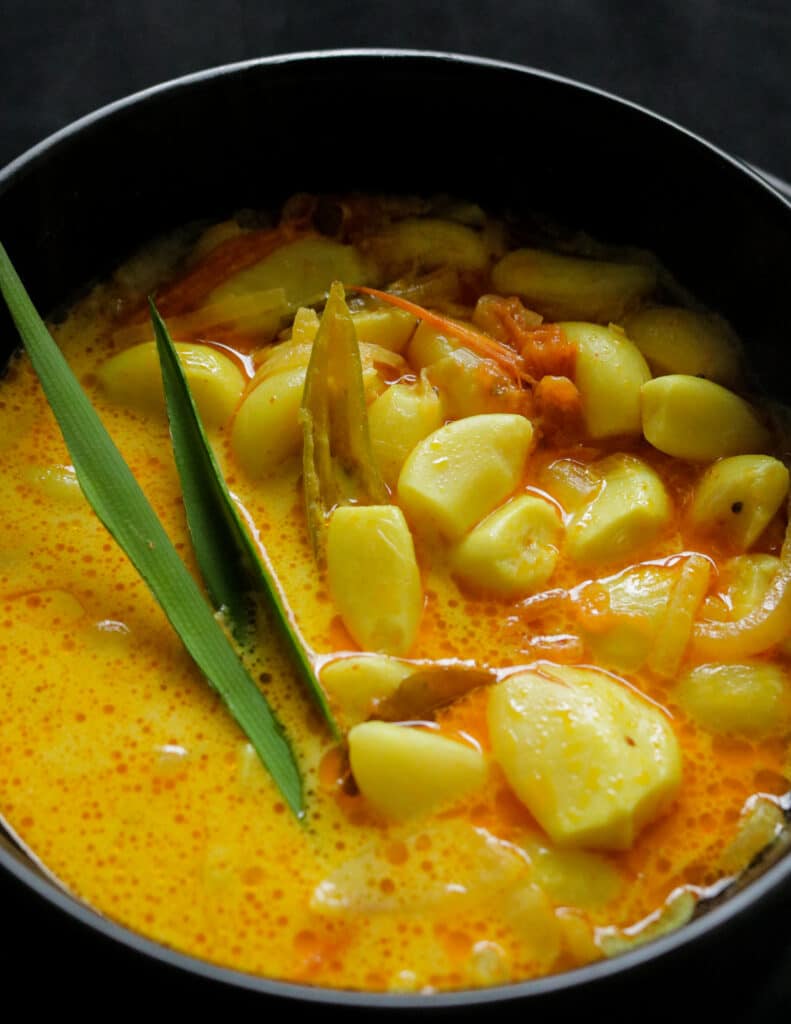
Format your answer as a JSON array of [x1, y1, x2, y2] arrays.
[[149, 300, 338, 737], [0, 242, 303, 817], [300, 281, 388, 560]]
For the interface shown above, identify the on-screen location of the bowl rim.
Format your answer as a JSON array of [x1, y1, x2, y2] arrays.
[[2, 46, 791, 1008], [2, 46, 790, 209]]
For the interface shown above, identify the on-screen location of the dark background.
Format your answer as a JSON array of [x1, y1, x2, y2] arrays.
[[2, 0, 791, 186], [1, 0, 791, 1017]]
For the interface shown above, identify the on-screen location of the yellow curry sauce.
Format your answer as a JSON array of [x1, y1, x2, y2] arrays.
[[0, 195, 789, 992]]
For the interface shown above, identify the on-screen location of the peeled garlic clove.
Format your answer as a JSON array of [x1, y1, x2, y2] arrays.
[[488, 663, 681, 850], [210, 237, 371, 306], [492, 248, 656, 323], [231, 366, 307, 476], [320, 654, 413, 726], [623, 305, 742, 386], [351, 305, 417, 353], [327, 505, 422, 656], [675, 663, 791, 737], [562, 322, 651, 439], [565, 454, 671, 566], [641, 375, 770, 461], [98, 341, 245, 429], [349, 722, 487, 821], [450, 494, 562, 597], [368, 377, 444, 487], [364, 218, 491, 279], [689, 454, 789, 550], [398, 413, 533, 540]]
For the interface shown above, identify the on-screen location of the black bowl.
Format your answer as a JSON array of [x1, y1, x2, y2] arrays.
[[2, 49, 791, 1019]]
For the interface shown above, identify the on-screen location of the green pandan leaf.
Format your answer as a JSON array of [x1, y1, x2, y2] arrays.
[[149, 300, 337, 736], [0, 242, 303, 817]]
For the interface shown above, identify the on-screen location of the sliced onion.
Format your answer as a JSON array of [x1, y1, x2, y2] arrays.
[[692, 506, 791, 660], [648, 554, 711, 678]]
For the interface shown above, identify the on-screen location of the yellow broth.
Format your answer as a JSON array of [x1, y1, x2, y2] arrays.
[[0, 196, 789, 992]]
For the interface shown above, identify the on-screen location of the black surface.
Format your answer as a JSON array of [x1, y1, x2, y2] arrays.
[[1, 7, 791, 1019]]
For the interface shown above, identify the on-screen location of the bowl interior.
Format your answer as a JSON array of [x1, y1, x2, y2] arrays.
[[1, 49, 791, 1011]]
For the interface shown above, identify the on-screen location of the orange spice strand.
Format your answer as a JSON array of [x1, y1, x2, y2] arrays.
[[152, 224, 316, 318], [348, 285, 530, 384], [473, 296, 576, 380]]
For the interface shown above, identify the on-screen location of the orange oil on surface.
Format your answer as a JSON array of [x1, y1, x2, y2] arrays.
[[0, 268, 788, 994]]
